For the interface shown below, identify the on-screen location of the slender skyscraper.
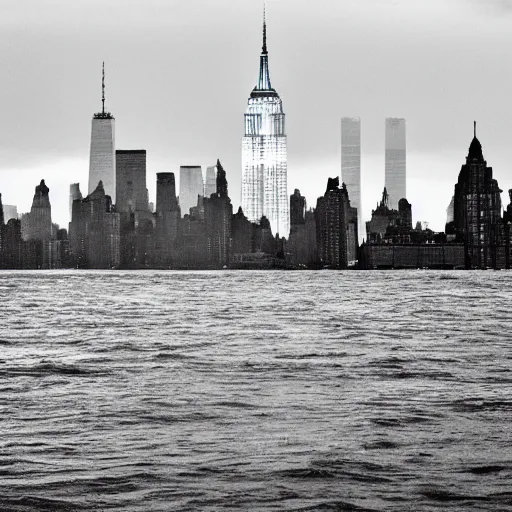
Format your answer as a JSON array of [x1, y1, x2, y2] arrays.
[[242, 7, 289, 237], [385, 118, 406, 210], [341, 117, 362, 242], [204, 165, 217, 198], [89, 63, 116, 202], [179, 166, 204, 217]]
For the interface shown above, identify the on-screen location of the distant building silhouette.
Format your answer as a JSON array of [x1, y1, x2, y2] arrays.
[[366, 188, 413, 244], [341, 117, 363, 243], [156, 173, 179, 214], [204, 160, 233, 268], [3, 205, 18, 222], [153, 172, 180, 267], [242, 8, 289, 238], [116, 150, 149, 214], [231, 207, 253, 256], [288, 190, 317, 267], [179, 166, 204, 218], [21, 180, 52, 243], [19, 180, 63, 268], [1, 194, 21, 269], [115, 150, 152, 268], [290, 189, 306, 227], [315, 177, 358, 268], [385, 118, 406, 210], [69, 183, 82, 220], [177, 200, 208, 269], [446, 196, 455, 228], [88, 63, 116, 202], [69, 181, 120, 269]]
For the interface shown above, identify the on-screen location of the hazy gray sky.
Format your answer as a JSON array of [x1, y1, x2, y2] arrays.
[[1, 0, 511, 231]]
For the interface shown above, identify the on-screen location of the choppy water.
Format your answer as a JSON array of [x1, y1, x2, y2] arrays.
[[0, 270, 511, 511]]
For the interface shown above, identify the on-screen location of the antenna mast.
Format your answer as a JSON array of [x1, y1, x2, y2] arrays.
[[262, 1, 267, 54], [102, 61, 105, 115]]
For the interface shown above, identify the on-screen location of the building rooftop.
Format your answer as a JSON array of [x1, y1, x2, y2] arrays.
[[93, 112, 114, 120]]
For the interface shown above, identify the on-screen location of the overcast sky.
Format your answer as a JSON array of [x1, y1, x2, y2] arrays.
[[1, 0, 512, 231]]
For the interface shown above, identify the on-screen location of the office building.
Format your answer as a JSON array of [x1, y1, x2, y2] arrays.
[[315, 177, 358, 268], [452, 123, 503, 268], [116, 150, 149, 214]]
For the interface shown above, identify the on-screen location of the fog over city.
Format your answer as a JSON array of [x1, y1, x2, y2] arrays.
[[1, 0, 511, 231]]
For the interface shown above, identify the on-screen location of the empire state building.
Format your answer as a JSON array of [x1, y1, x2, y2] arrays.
[[242, 11, 289, 238]]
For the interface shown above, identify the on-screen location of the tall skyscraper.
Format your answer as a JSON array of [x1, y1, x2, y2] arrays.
[[88, 63, 116, 202], [204, 165, 217, 198], [451, 123, 503, 269], [241, 9, 289, 237], [385, 118, 406, 210], [179, 166, 204, 217], [341, 117, 362, 242]]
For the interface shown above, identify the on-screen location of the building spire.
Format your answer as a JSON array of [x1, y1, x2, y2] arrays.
[[262, 1, 267, 55], [102, 61, 105, 115], [256, 1, 272, 91], [474, 120, 476, 138]]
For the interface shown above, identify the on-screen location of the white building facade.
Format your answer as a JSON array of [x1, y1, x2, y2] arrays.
[[179, 166, 204, 217], [242, 15, 289, 238], [341, 117, 362, 242], [385, 117, 406, 210]]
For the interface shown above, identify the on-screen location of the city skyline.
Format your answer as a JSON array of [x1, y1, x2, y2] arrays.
[[1, 0, 512, 231]]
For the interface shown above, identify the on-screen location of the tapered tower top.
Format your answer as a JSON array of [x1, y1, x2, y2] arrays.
[[252, 3, 278, 97], [467, 120, 484, 162]]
